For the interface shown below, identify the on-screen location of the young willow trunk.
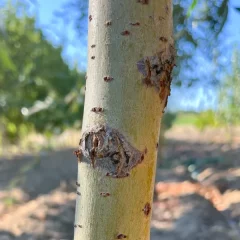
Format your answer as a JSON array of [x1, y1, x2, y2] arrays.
[[74, 1, 175, 240]]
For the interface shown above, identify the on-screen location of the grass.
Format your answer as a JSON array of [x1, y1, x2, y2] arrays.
[[172, 112, 199, 126]]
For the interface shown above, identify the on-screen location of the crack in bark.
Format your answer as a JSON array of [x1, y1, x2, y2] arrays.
[[79, 125, 143, 178]]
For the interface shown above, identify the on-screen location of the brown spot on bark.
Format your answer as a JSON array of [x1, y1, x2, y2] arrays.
[[121, 30, 130, 36], [116, 234, 127, 239], [105, 21, 112, 26], [76, 191, 81, 196], [73, 149, 82, 163], [142, 202, 151, 216], [130, 22, 140, 26], [144, 147, 148, 154], [89, 15, 92, 21], [156, 142, 159, 148], [79, 125, 142, 178], [139, 154, 144, 163], [159, 37, 168, 42], [137, 44, 175, 110], [76, 181, 80, 187], [100, 192, 110, 197], [104, 76, 114, 82], [159, 16, 165, 21], [74, 225, 77, 228], [165, 5, 169, 14], [78, 225, 82, 228], [91, 107, 103, 113], [91, 44, 96, 48], [91, 56, 95, 60], [137, 0, 149, 4]]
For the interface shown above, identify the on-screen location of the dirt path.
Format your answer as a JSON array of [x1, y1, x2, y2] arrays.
[[0, 127, 239, 240]]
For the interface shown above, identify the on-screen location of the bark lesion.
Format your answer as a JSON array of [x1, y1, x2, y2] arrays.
[[79, 125, 143, 178], [137, 44, 175, 109]]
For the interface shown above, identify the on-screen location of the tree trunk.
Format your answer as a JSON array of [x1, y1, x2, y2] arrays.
[[74, 1, 175, 239]]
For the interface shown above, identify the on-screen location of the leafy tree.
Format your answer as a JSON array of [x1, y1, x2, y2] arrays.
[[0, 2, 85, 141], [218, 49, 240, 126]]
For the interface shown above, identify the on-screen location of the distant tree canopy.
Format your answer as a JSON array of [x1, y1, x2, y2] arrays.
[[0, 3, 85, 141], [218, 49, 240, 126], [1, 0, 239, 141]]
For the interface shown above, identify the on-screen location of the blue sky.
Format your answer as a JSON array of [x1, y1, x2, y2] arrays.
[[36, 0, 87, 70], [35, 0, 240, 111]]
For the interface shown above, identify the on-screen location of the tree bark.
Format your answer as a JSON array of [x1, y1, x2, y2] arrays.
[[74, 1, 175, 239]]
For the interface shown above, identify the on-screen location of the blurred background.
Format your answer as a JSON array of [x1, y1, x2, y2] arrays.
[[0, 0, 240, 239]]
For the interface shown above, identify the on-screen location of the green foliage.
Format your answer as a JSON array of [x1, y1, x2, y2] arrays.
[[3, 196, 19, 207], [169, 111, 217, 130], [173, 0, 230, 86], [0, 3, 85, 141], [194, 110, 218, 130], [187, 0, 198, 17], [161, 112, 177, 131], [217, 50, 240, 126], [173, 112, 198, 126]]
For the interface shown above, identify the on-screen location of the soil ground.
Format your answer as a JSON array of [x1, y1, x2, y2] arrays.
[[0, 126, 239, 240]]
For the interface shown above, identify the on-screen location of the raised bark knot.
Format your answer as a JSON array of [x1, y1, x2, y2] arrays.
[[79, 125, 143, 178], [137, 44, 175, 109]]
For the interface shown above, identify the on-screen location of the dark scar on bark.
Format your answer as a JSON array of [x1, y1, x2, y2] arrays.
[[100, 192, 110, 197], [159, 37, 168, 42], [105, 21, 112, 26], [104, 76, 114, 82], [137, 0, 149, 4], [130, 22, 140, 26], [116, 233, 127, 239], [121, 30, 130, 36], [136, 44, 175, 110], [91, 107, 103, 113], [142, 202, 151, 216], [78, 125, 142, 178], [73, 149, 82, 163]]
